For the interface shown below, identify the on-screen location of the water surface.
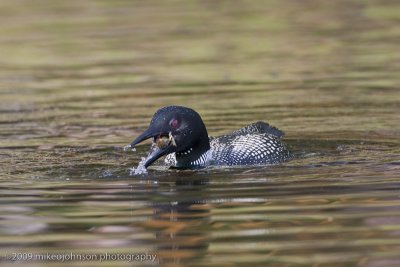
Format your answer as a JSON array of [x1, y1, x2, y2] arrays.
[[1, 1, 400, 266]]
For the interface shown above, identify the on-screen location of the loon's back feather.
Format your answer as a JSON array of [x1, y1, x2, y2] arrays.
[[229, 121, 285, 138], [209, 122, 289, 166]]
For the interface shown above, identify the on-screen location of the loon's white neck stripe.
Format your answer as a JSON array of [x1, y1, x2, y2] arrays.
[[176, 147, 194, 156], [164, 149, 211, 167], [190, 149, 211, 166]]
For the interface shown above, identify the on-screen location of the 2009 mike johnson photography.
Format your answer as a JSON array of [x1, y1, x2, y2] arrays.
[[5, 252, 157, 263]]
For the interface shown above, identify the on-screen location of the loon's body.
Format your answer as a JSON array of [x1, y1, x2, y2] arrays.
[[129, 106, 290, 169], [164, 121, 289, 168]]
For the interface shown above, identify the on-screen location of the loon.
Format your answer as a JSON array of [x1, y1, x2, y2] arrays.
[[129, 106, 290, 169]]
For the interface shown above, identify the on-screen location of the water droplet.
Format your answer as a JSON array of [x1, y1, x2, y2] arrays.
[[123, 145, 136, 152], [129, 157, 148, 175]]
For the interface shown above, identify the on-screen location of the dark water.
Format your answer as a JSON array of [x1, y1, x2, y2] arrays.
[[1, 1, 400, 266]]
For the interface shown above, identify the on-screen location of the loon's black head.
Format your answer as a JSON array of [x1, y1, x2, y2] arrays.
[[130, 106, 210, 168]]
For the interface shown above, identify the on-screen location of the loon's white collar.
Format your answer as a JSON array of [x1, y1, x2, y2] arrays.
[[165, 149, 212, 167]]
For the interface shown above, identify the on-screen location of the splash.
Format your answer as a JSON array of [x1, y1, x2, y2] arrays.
[[123, 144, 136, 152], [129, 157, 148, 175]]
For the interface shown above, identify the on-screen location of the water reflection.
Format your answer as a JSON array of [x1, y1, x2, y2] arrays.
[[0, 207, 48, 235], [149, 176, 210, 264]]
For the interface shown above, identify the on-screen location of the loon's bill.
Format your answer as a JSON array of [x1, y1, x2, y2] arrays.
[[130, 128, 177, 168], [129, 105, 290, 169]]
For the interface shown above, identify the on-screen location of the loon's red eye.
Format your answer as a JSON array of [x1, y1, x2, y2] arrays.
[[169, 118, 179, 128]]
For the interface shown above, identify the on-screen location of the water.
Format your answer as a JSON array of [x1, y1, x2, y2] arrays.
[[1, 0, 400, 266]]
